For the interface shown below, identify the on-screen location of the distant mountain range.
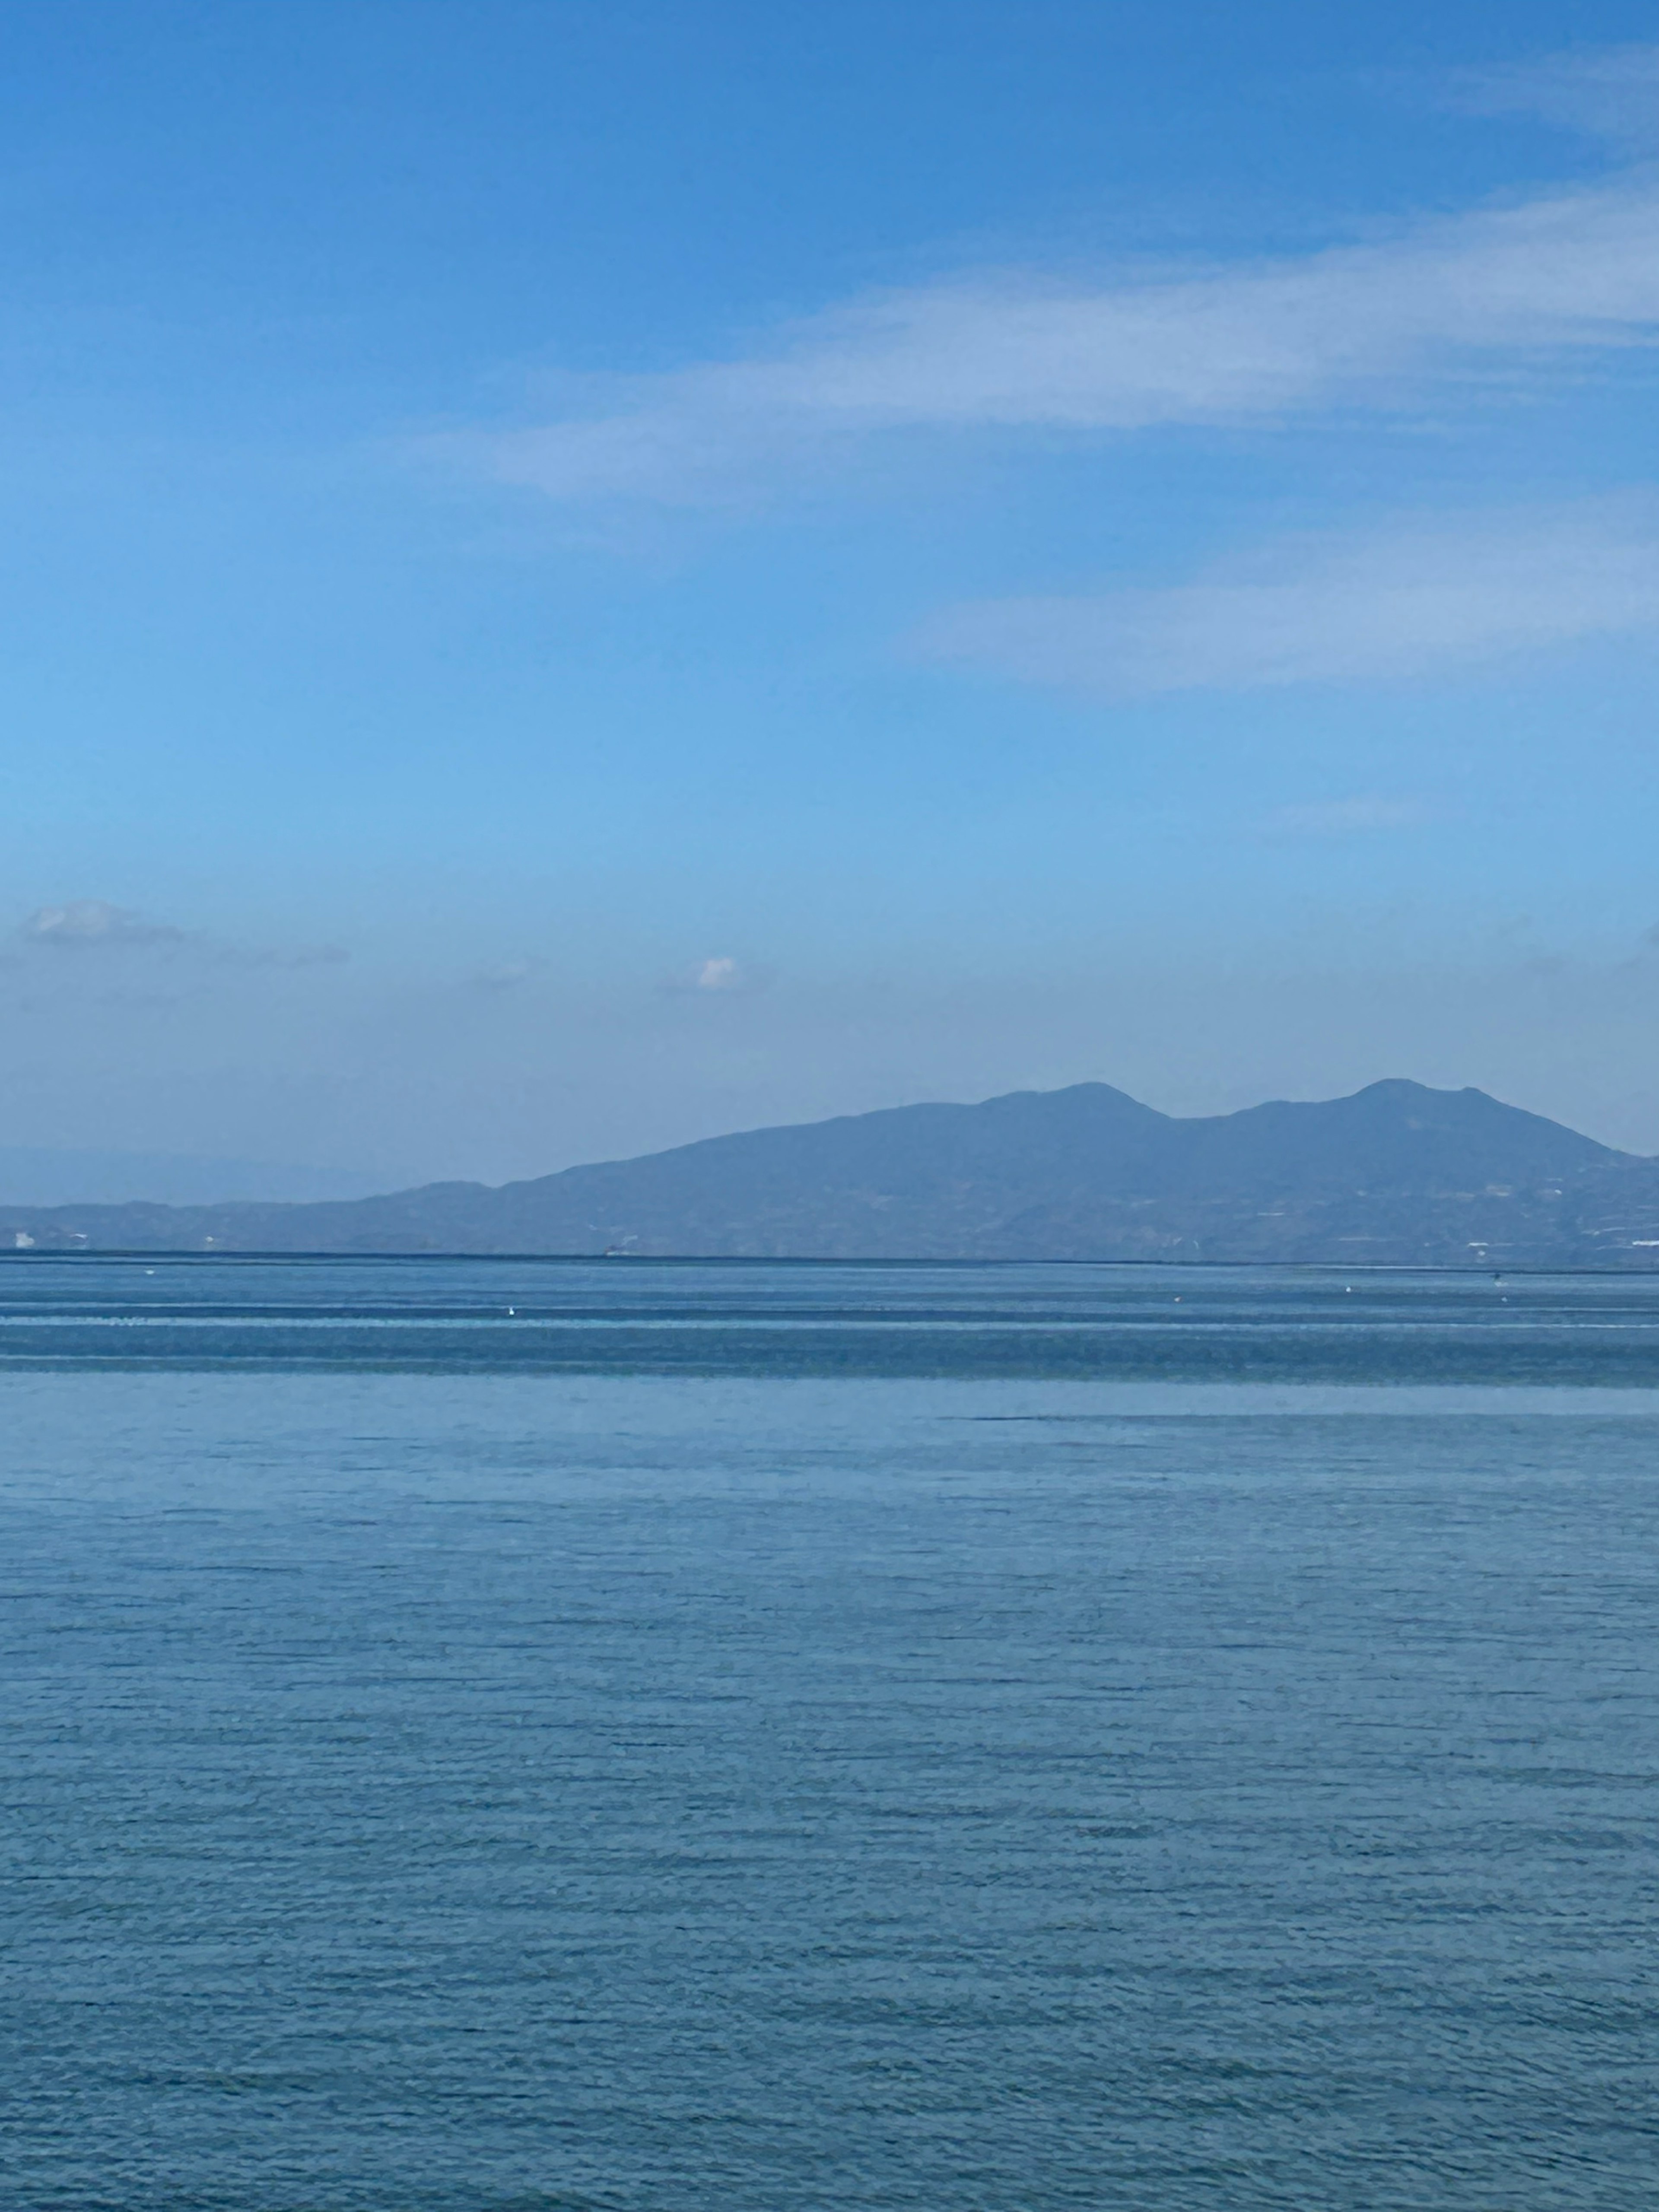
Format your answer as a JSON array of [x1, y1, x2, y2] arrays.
[[0, 1146, 388, 1208], [6, 1080, 1659, 1265]]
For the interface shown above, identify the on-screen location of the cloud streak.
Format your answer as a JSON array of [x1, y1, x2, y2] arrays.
[[913, 502, 1659, 694], [15, 900, 348, 970], [21, 901, 186, 949], [463, 169, 1659, 508], [1452, 43, 1659, 150]]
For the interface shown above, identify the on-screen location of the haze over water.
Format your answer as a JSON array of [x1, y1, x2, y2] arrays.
[[4, 1259, 1656, 2209]]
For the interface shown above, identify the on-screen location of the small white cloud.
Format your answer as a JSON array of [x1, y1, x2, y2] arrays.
[[662, 955, 771, 996], [1261, 797, 1431, 837], [915, 501, 1659, 695], [20, 900, 185, 949], [232, 942, 351, 970], [465, 959, 542, 992]]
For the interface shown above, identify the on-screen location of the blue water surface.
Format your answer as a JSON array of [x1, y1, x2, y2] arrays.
[[2, 1260, 1656, 2208]]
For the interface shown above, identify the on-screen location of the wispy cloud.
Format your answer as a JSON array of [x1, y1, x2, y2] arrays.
[[913, 502, 1659, 694], [16, 900, 348, 970], [1452, 43, 1659, 149], [456, 170, 1659, 509], [462, 958, 547, 992], [235, 942, 350, 971], [21, 900, 185, 949]]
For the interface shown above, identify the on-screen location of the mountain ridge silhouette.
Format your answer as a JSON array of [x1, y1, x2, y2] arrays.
[[6, 1078, 1659, 1264]]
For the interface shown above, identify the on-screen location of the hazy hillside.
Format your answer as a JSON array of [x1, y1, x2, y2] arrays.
[[0, 1147, 387, 1208], [5, 1079, 1659, 1265]]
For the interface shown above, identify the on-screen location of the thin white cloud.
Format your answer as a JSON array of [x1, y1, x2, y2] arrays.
[[460, 171, 1659, 507], [463, 959, 546, 992], [913, 502, 1659, 694], [233, 942, 350, 970], [1452, 44, 1659, 149], [21, 900, 185, 949], [16, 901, 348, 969]]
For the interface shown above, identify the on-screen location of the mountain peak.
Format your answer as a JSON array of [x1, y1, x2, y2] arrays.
[[2, 1077, 1652, 1262]]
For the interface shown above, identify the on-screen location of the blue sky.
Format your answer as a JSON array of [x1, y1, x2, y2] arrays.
[[5, 0, 1659, 1189]]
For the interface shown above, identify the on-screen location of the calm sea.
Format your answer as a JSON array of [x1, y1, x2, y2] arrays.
[[3, 1259, 1656, 2209]]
